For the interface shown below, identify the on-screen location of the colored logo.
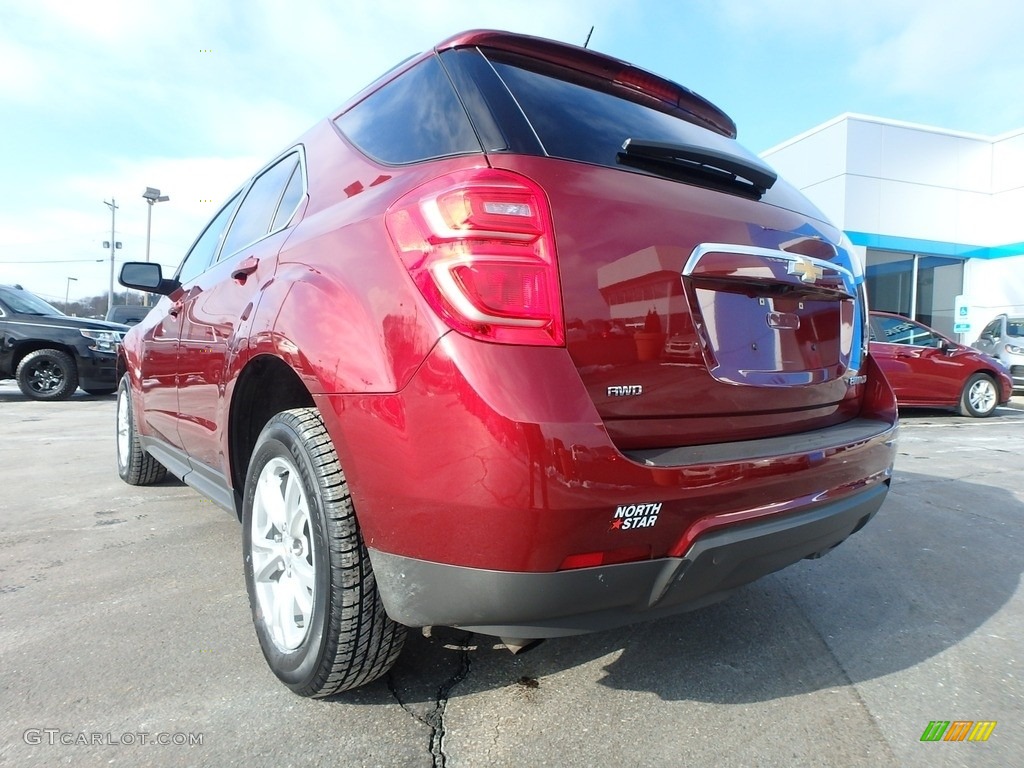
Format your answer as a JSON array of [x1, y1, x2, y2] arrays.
[[610, 502, 661, 530], [920, 721, 997, 742]]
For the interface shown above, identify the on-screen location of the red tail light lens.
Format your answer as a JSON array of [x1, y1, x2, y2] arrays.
[[386, 168, 564, 346]]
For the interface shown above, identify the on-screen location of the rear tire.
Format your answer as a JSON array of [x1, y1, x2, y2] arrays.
[[242, 408, 405, 697], [16, 349, 78, 401], [116, 375, 168, 484], [959, 373, 998, 418]]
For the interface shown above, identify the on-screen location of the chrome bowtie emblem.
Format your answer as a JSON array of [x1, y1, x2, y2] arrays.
[[788, 257, 824, 284]]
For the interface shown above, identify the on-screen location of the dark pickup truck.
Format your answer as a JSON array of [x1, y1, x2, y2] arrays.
[[0, 284, 128, 400]]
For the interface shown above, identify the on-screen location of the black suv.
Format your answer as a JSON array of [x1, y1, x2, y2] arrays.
[[0, 284, 128, 400]]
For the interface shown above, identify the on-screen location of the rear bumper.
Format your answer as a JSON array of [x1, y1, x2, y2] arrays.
[[317, 334, 897, 572], [368, 480, 889, 637]]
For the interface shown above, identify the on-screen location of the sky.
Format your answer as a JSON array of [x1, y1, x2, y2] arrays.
[[2, 0, 1023, 306]]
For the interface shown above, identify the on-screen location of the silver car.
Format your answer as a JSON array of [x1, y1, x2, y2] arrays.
[[973, 314, 1024, 391]]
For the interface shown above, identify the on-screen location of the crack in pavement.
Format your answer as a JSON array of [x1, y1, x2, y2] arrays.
[[387, 631, 474, 768]]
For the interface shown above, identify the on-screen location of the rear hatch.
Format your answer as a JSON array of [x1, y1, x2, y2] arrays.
[[444, 40, 866, 450]]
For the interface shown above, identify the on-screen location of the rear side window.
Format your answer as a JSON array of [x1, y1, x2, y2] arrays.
[[335, 56, 481, 164], [486, 56, 760, 172], [220, 154, 300, 258], [271, 164, 304, 232]]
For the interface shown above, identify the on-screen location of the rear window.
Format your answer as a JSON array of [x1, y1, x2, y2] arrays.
[[872, 316, 943, 348], [485, 55, 760, 172], [335, 56, 481, 164]]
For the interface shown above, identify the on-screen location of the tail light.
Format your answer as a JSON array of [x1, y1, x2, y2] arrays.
[[385, 168, 564, 346]]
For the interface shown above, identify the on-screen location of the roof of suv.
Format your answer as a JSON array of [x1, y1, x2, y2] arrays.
[[433, 30, 737, 138]]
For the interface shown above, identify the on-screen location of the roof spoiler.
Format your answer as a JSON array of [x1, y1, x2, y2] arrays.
[[436, 29, 738, 139]]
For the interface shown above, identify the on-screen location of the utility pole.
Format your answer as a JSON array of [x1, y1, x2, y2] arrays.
[[103, 199, 119, 316]]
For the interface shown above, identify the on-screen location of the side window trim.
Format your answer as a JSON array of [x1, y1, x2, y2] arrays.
[[267, 148, 307, 234], [216, 148, 305, 263]]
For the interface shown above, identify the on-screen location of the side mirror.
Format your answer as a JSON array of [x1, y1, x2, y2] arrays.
[[119, 262, 180, 296]]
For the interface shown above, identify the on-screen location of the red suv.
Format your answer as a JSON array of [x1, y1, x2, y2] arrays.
[[116, 30, 898, 697]]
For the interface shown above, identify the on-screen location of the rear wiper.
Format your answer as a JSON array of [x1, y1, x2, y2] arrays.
[[617, 138, 778, 199]]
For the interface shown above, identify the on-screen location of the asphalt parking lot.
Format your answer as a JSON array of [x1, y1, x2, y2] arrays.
[[1, 381, 1021, 768]]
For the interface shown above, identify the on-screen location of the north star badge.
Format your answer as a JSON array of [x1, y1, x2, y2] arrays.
[[609, 502, 662, 530]]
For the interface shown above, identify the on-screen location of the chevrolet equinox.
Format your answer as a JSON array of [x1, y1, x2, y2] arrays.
[[116, 30, 898, 696]]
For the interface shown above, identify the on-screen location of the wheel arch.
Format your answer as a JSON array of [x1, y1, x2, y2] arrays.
[[12, 339, 78, 371], [967, 367, 1006, 397], [228, 354, 315, 518]]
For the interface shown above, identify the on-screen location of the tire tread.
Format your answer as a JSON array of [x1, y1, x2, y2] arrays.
[[117, 376, 168, 485], [258, 408, 405, 697]]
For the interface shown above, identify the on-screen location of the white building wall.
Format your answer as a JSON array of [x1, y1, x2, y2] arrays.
[[764, 117, 849, 191], [991, 130, 1024, 244], [763, 114, 1024, 333], [992, 130, 1024, 193], [964, 256, 1024, 333]]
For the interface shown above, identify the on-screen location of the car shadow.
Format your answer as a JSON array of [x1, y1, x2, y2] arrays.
[[0, 387, 117, 402], [350, 469, 1020, 707]]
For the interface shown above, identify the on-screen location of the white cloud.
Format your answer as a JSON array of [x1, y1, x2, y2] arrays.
[[851, 1, 1024, 91], [0, 38, 50, 102], [710, 0, 1024, 135]]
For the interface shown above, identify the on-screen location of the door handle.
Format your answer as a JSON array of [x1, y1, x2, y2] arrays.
[[168, 300, 183, 317], [232, 256, 259, 282]]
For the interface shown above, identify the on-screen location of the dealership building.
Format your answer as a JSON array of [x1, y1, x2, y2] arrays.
[[762, 114, 1024, 341]]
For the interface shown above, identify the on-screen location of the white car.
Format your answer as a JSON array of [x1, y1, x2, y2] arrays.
[[973, 314, 1024, 391]]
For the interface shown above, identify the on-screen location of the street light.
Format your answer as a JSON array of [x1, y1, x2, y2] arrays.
[[142, 187, 169, 263], [65, 277, 77, 311], [142, 187, 169, 307]]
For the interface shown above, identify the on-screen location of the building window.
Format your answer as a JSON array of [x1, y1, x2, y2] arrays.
[[865, 249, 964, 337]]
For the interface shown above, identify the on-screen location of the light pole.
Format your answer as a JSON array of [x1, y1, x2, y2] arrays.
[[65, 277, 77, 312], [103, 199, 120, 315], [142, 187, 169, 307]]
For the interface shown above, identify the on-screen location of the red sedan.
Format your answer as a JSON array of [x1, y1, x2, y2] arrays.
[[869, 311, 1013, 417]]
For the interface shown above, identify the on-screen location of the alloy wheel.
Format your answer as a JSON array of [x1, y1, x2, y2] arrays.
[[968, 378, 997, 414], [249, 457, 316, 652]]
